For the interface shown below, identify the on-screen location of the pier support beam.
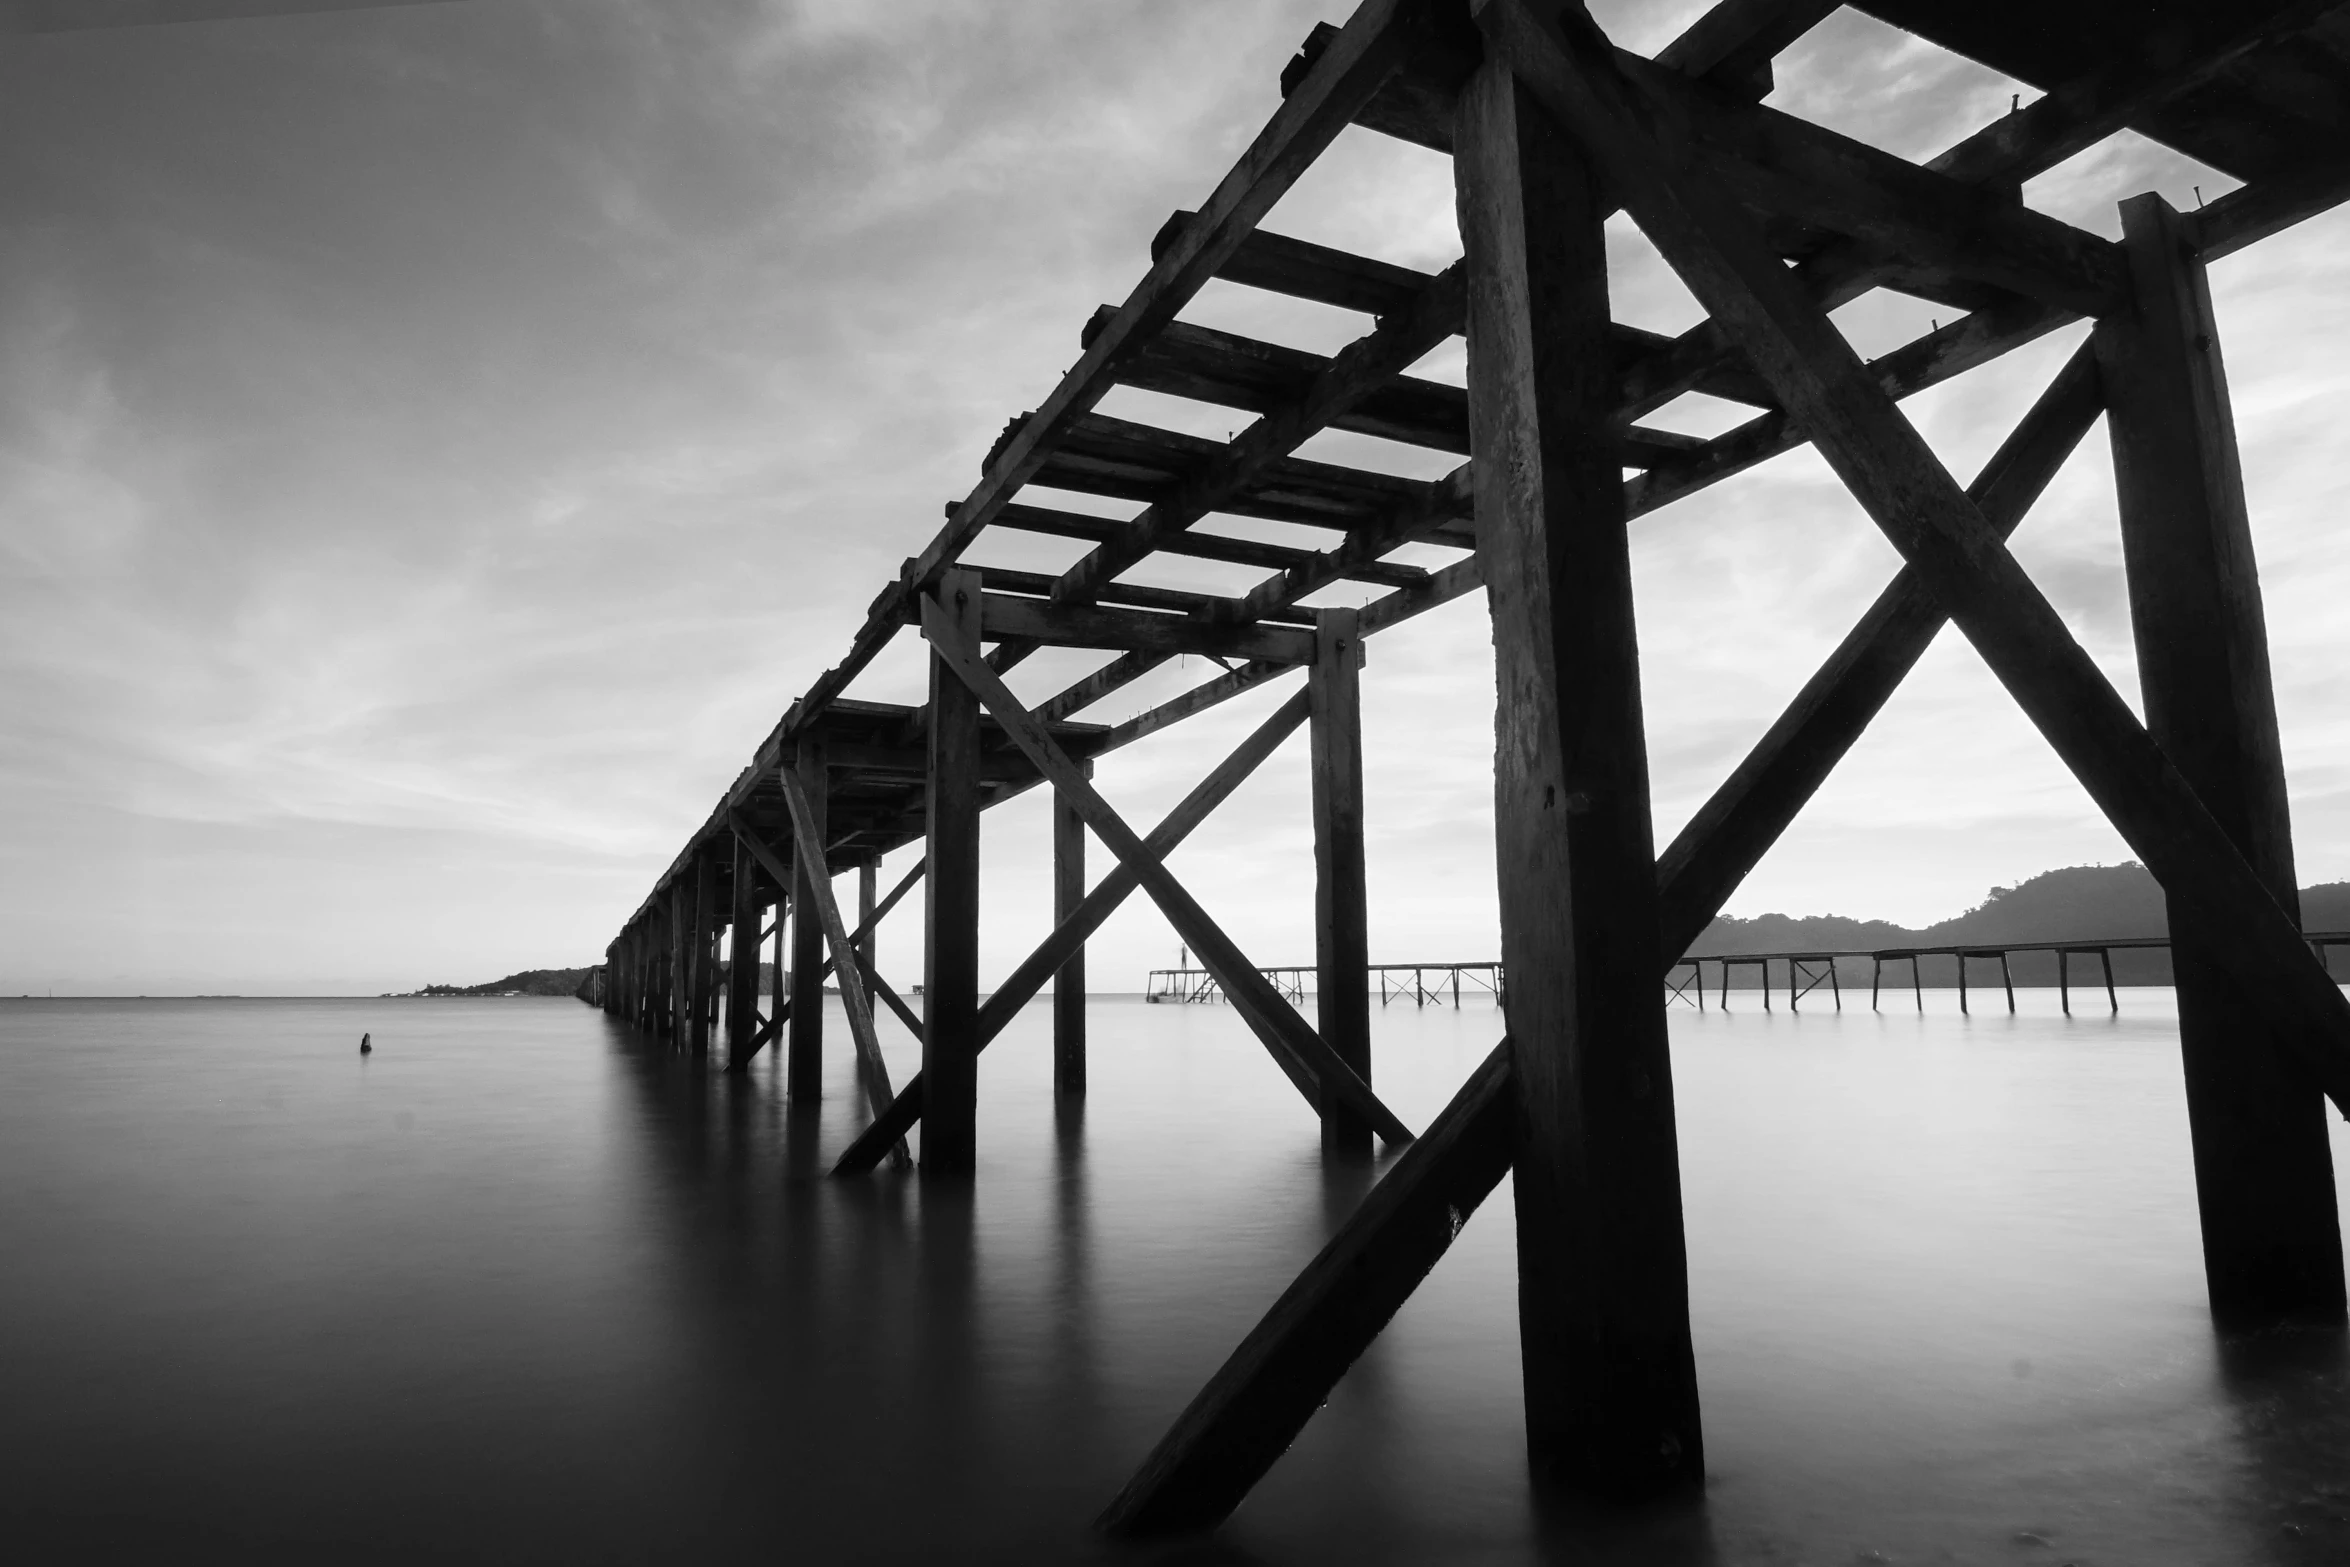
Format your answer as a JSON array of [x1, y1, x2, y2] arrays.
[[1311, 605, 1371, 1156], [1055, 765, 1088, 1099], [668, 882, 689, 1046], [727, 837, 761, 1061], [923, 568, 986, 1176], [2098, 193, 2346, 1328], [689, 850, 718, 1057], [1457, 53, 1701, 1498], [788, 739, 829, 1099], [858, 861, 879, 987]]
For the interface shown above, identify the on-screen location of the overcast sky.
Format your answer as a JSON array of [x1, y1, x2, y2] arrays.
[[3, 0, 2346, 995]]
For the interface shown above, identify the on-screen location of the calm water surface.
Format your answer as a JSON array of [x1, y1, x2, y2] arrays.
[[2, 990, 2346, 1564]]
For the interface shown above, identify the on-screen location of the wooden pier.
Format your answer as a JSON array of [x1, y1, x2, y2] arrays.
[[1672, 931, 2350, 1014], [1147, 960, 1505, 1006], [590, 0, 2350, 1537]]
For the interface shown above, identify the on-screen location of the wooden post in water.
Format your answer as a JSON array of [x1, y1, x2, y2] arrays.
[[1054, 764, 1088, 1099], [2098, 192, 2347, 1327], [1456, 54, 1701, 1499], [668, 881, 690, 1047], [727, 836, 761, 1060], [1311, 605, 1371, 1155], [633, 923, 651, 1031], [923, 568, 985, 1175], [689, 849, 718, 1057], [772, 892, 788, 1017], [858, 860, 879, 986], [788, 738, 830, 1099]]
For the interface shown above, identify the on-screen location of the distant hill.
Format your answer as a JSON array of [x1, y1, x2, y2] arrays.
[[1689, 864, 2350, 988], [407, 967, 594, 998]]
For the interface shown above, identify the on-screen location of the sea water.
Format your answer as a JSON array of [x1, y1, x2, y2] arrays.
[[1, 989, 2345, 1564]]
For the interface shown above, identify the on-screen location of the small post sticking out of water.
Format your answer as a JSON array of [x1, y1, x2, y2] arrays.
[[359, 1032, 372, 1055]]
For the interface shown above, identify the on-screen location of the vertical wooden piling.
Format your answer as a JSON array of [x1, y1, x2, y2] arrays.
[[1311, 605, 1371, 1155], [788, 739, 830, 1099], [924, 568, 985, 1175], [2098, 191, 2347, 1327], [689, 851, 718, 1057], [1457, 57, 1701, 1499], [1054, 766, 1088, 1099], [728, 837, 761, 1060], [858, 861, 879, 982], [668, 881, 690, 1046]]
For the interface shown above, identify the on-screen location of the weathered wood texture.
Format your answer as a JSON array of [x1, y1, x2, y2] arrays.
[[1054, 770, 1087, 1100], [1456, 50, 1702, 1498], [922, 570, 986, 1176], [1310, 607, 1372, 1157], [2097, 192, 2347, 1326], [787, 738, 829, 1098], [857, 861, 878, 978], [1098, 1040, 1517, 1536]]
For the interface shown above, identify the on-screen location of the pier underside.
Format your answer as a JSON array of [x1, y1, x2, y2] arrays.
[[593, 0, 2350, 1539]]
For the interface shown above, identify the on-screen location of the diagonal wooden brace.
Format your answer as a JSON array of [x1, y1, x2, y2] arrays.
[[835, 686, 1316, 1175], [920, 593, 1414, 1146], [1485, 0, 2350, 1118], [1657, 341, 2105, 957], [858, 955, 926, 1042], [762, 781, 912, 1169], [724, 849, 925, 1071]]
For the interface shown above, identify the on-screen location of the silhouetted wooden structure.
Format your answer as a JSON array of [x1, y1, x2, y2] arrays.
[[592, 0, 2350, 1538], [1666, 929, 2350, 1014], [1145, 958, 1504, 1006]]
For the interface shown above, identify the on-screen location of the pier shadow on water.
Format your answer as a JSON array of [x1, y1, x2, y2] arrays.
[[0, 991, 2345, 1563]]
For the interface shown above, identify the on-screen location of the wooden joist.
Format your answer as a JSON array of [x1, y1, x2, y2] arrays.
[[1102, 309, 1731, 468], [1015, 409, 1434, 530], [976, 591, 1317, 665], [1151, 209, 1430, 317], [990, 502, 1428, 590], [970, 566, 1318, 628], [1145, 226, 1780, 413]]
